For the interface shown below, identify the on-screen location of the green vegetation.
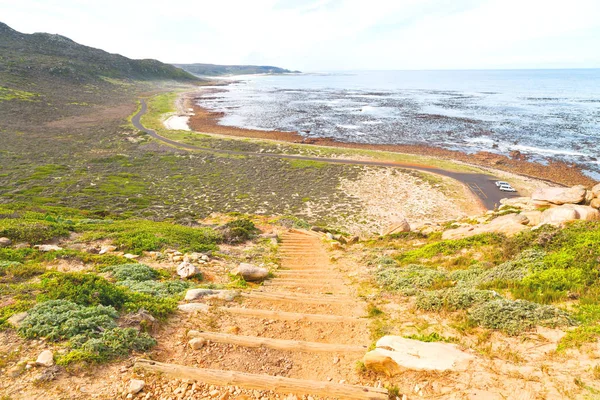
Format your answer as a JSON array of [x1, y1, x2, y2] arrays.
[[404, 332, 458, 343], [218, 219, 259, 244], [173, 63, 296, 77], [0, 86, 39, 102]]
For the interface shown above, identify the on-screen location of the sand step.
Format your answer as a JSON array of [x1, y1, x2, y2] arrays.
[[221, 307, 361, 323], [187, 331, 367, 354], [264, 281, 344, 288], [135, 360, 387, 399], [268, 278, 345, 284], [276, 269, 336, 274], [244, 291, 353, 304]]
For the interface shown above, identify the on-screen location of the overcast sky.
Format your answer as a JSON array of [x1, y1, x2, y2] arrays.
[[2, 0, 600, 71]]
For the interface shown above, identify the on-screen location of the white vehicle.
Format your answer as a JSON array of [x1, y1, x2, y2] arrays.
[[499, 184, 516, 192], [495, 181, 510, 187]]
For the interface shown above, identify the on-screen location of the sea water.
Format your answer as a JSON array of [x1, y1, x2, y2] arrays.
[[196, 69, 600, 179]]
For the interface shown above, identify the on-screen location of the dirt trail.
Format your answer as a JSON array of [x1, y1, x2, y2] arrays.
[[144, 230, 387, 399]]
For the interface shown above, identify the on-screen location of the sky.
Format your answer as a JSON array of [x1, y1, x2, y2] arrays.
[[1, 0, 600, 71]]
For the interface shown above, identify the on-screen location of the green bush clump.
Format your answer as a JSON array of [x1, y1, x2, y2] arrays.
[[106, 263, 159, 282], [448, 266, 485, 284], [118, 279, 190, 297], [477, 249, 547, 289], [468, 299, 574, 335], [0, 261, 45, 281], [557, 325, 600, 351], [416, 288, 498, 312], [122, 292, 177, 320], [0, 300, 34, 329], [0, 219, 71, 244], [38, 272, 128, 307], [511, 267, 586, 304], [0, 247, 37, 263], [219, 219, 259, 244], [19, 300, 118, 340], [269, 215, 311, 229], [376, 265, 451, 294], [63, 327, 156, 364]]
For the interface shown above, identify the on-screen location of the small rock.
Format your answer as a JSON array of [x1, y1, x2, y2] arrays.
[[173, 255, 184, 262], [231, 263, 268, 282], [35, 244, 63, 252], [128, 379, 145, 394], [36, 350, 54, 367], [188, 337, 206, 350], [0, 237, 12, 247], [7, 311, 28, 328], [185, 289, 215, 301], [178, 303, 209, 313], [123, 253, 139, 259], [347, 236, 359, 245], [382, 218, 411, 235], [98, 245, 117, 255], [177, 261, 199, 279]]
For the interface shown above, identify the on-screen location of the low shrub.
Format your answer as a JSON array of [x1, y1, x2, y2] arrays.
[[0, 219, 71, 244], [106, 263, 159, 282], [477, 249, 547, 289], [468, 299, 574, 335], [122, 292, 178, 320], [511, 267, 586, 304], [38, 272, 128, 307], [219, 219, 259, 244], [118, 279, 190, 297], [416, 288, 498, 312], [0, 262, 45, 281], [19, 300, 118, 340], [376, 265, 451, 294]]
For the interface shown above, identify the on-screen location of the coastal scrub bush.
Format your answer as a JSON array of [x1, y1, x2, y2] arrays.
[[268, 215, 311, 229], [468, 299, 574, 335], [0, 219, 71, 244], [19, 300, 118, 340], [105, 263, 159, 282], [476, 249, 547, 289], [122, 292, 177, 320], [416, 288, 498, 312], [218, 219, 259, 244], [0, 261, 45, 281], [117, 279, 190, 298], [511, 267, 586, 304], [38, 272, 128, 307], [376, 265, 451, 294]]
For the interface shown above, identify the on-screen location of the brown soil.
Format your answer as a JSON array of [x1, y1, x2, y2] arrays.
[[185, 94, 596, 188]]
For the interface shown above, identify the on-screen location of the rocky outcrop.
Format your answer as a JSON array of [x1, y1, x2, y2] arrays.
[[382, 218, 411, 235], [561, 204, 600, 221], [592, 183, 600, 198], [531, 186, 587, 205], [363, 336, 474, 377], [231, 263, 269, 282], [442, 214, 529, 240], [540, 207, 578, 226]]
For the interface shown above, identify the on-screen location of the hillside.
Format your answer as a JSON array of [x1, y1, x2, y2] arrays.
[[0, 22, 198, 83], [173, 63, 298, 76]]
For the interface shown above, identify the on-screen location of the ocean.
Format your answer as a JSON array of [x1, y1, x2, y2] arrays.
[[195, 69, 600, 179]]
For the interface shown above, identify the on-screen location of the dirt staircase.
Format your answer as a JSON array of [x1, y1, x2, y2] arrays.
[[137, 230, 387, 399]]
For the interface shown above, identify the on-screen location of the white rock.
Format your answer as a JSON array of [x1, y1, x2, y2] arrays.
[[188, 337, 206, 350], [123, 253, 139, 260], [0, 237, 12, 247], [382, 218, 411, 235], [35, 245, 63, 252], [532, 186, 587, 205], [177, 261, 199, 279], [592, 183, 600, 197], [184, 289, 215, 301], [177, 303, 209, 313], [561, 204, 600, 221], [540, 206, 579, 226], [36, 350, 54, 367], [98, 245, 117, 255], [128, 379, 145, 394], [7, 312, 28, 328], [231, 263, 268, 282]]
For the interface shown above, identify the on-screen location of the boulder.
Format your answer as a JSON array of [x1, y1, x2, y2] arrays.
[[35, 244, 63, 252], [128, 379, 145, 394], [7, 312, 28, 328], [185, 289, 215, 301], [188, 337, 206, 350], [442, 213, 529, 240], [531, 186, 586, 205], [592, 183, 600, 197], [520, 210, 542, 226], [561, 204, 600, 221], [363, 336, 474, 377], [585, 190, 595, 205], [35, 350, 54, 367], [540, 206, 578, 226], [98, 245, 117, 255], [0, 237, 12, 247], [231, 263, 269, 282], [499, 197, 549, 210], [123, 253, 139, 260], [382, 218, 411, 235], [177, 303, 209, 313], [591, 198, 600, 210], [177, 261, 199, 279]]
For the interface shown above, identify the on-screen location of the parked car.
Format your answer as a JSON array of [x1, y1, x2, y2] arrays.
[[499, 184, 516, 192], [495, 181, 510, 187]]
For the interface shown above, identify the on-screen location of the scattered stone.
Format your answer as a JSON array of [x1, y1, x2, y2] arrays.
[[231, 263, 268, 282], [177, 303, 209, 313], [177, 261, 199, 279], [35, 365, 60, 382], [128, 379, 145, 394], [531, 186, 587, 205], [7, 312, 28, 328], [35, 244, 63, 252], [173, 255, 184, 263], [123, 253, 139, 259], [0, 237, 12, 247], [325, 232, 334, 240], [188, 337, 206, 350], [36, 350, 54, 367], [363, 336, 474, 376], [382, 218, 411, 235], [213, 290, 239, 302], [185, 289, 215, 301], [98, 245, 117, 255]]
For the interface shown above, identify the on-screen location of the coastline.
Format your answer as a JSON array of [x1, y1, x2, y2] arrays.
[[183, 91, 596, 188]]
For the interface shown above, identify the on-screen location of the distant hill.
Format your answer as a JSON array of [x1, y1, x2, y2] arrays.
[[0, 22, 199, 83], [173, 63, 299, 77]]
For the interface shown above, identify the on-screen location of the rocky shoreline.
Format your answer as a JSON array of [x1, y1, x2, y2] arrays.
[[183, 91, 596, 188]]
